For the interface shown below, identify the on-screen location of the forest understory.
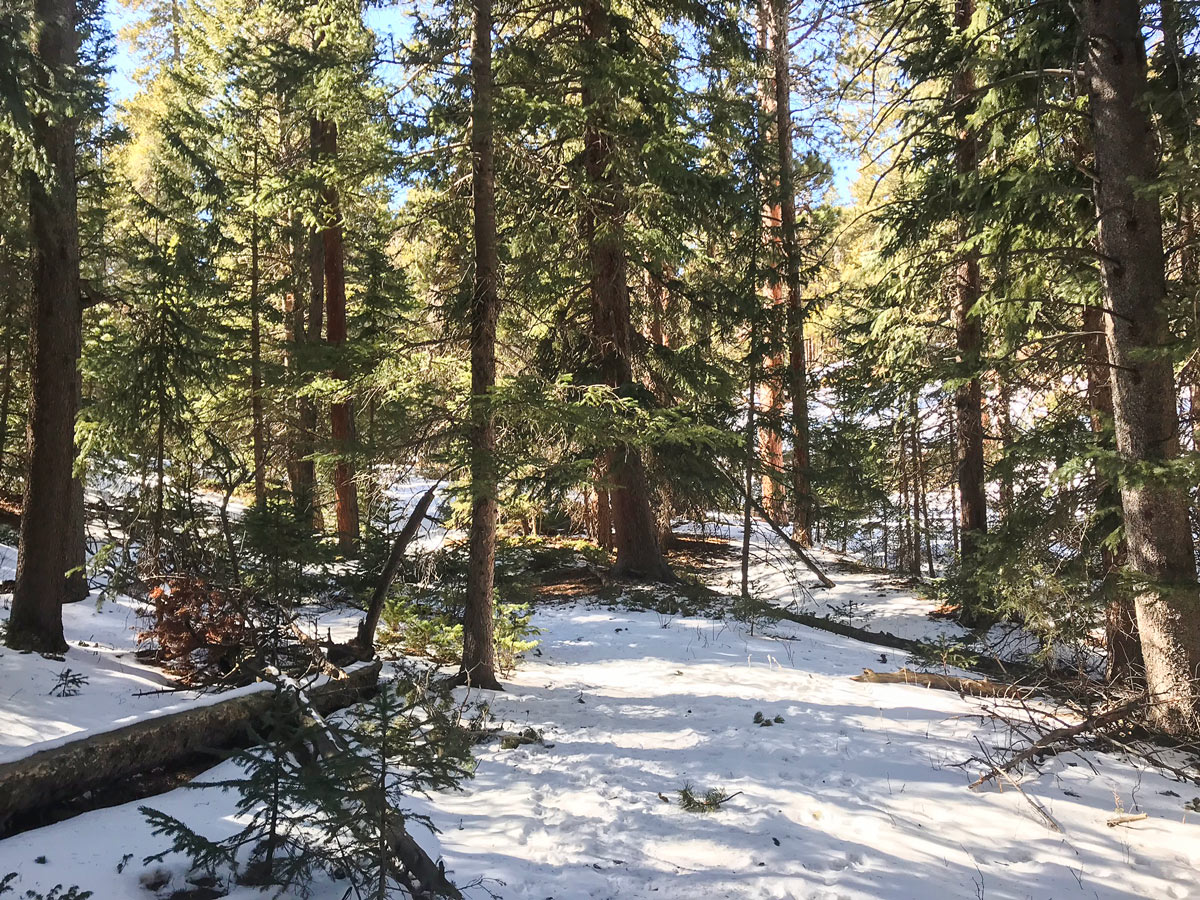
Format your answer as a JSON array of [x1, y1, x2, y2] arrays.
[[1, 505, 1197, 900]]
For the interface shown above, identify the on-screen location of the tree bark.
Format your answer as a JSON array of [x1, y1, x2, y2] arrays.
[[770, 0, 811, 547], [318, 120, 360, 551], [292, 143, 325, 530], [354, 484, 437, 655], [250, 144, 266, 510], [742, 353, 757, 598], [1083, 303, 1140, 682], [459, 0, 503, 690], [581, 0, 672, 582], [7, 0, 80, 653], [1083, 0, 1200, 733], [952, 0, 988, 622]]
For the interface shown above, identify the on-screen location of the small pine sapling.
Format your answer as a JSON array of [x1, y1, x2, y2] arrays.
[[314, 673, 475, 899], [677, 783, 740, 813], [48, 668, 87, 697], [140, 685, 334, 895]]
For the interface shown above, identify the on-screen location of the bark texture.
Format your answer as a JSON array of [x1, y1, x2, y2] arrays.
[[952, 0, 988, 620], [771, 0, 811, 547], [318, 120, 360, 550], [1084, 0, 1200, 732], [460, 0, 503, 690], [7, 0, 80, 652], [1083, 303, 1141, 682], [581, 0, 672, 581]]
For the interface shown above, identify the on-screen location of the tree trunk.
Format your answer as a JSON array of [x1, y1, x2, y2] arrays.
[[250, 145, 266, 510], [64, 362, 87, 604], [593, 456, 613, 551], [742, 355, 757, 598], [952, 0, 988, 622], [7, 0, 80, 653], [913, 401, 935, 578], [1083, 304, 1140, 682], [770, 0, 811, 547], [1084, 0, 1200, 733], [581, 0, 671, 582], [459, 0, 503, 690], [318, 120, 359, 551], [293, 150, 325, 530]]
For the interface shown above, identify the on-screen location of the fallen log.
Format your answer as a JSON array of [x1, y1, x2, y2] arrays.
[[851, 667, 1036, 699], [0, 660, 381, 836], [353, 483, 440, 656], [286, 683, 462, 899], [725, 473, 835, 588]]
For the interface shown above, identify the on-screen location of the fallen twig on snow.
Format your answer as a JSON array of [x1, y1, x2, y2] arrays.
[[1106, 813, 1148, 827], [852, 667, 1036, 699]]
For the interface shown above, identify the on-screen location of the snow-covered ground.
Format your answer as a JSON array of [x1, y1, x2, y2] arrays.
[[2, 530, 1198, 899]]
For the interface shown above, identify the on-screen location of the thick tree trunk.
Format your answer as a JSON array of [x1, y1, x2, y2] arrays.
[[1084, 0, 1200, 733], [459, 0, 503, 690], [7, 0, 80, 653], [771, 0, 811, 547], [293, 159, 326, 531], [952, 0, 988, 622], [581, 0, 672, 582], [318, 120, 360, 551]]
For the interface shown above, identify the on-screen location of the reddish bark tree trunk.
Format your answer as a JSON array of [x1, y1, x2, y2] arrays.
[[771, 0, 811, 547], [581, 0, 671, 581]]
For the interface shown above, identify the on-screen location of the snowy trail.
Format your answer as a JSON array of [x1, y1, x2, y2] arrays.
[[2, 535, 1198, 898], [420, 606, 1196, 900]]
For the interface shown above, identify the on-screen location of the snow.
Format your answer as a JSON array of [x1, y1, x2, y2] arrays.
[[2, 532, 1198, 899], [0, 590, 211, 763]]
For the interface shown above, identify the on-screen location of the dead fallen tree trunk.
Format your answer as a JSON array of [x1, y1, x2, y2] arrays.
[[287, 684, 462, 899], [725, 472, 834, 588], [0, 660, 381, 836], [753, 601, 1029, 682], [851, 667, 1036, 699], [353, 483, 439, 656]]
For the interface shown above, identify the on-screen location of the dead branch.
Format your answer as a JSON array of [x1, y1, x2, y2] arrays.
[[725, 471, 834, 587], [969, 695, 1146, 790]]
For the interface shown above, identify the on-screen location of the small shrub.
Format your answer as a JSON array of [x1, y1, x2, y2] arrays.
[[48, 669, 88, 698], [380, 591, 538, 677], [907, 634, 980, 674]]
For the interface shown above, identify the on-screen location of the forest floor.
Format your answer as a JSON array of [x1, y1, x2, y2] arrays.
[[1, 524, 1198, 898]]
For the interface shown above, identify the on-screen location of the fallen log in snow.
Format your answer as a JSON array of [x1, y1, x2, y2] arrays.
[[0, 660, 381, 836], [851, 667, 1036, 699]]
